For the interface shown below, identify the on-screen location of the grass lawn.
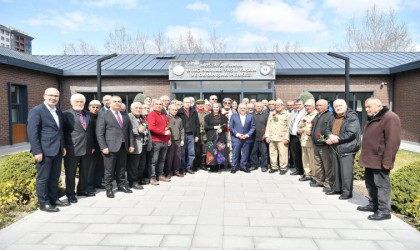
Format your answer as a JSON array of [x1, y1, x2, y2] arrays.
[[394, 149, 420, 171]]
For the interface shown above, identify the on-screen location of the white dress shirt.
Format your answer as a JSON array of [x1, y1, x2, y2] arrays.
[[44, 102, 59, 128]]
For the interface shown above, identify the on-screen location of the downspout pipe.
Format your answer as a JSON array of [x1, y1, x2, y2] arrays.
[[328, 52, 350, 106], [97, 53, 117, 101]]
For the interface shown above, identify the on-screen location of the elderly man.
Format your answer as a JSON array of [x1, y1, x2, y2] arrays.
[[286, 100, 295, 113], [267, 100, 276, 114], [242, 98, 250, 104], [27, 88, 69, 212], [96, 96, 135, 198], [63, 93, 96, 203], [324, 99, 361, 200], [229, 103, 256, 173], [177, 97, 200, 174], [297, 99, 318, 182], [264, 100, 290, 174], [289, 99, 305, 176], [140, 103, 153, 184], [209, 95, 218, 105], [87, 100, 105, 193], [160, 95, 171, 115], [127, 102, 145, 190], [311, 99, 334, 190], [195, 99, 210, 171], [247, 103, 255, 114], [120, 103, 127, 113], [166, 104, 185, 178], [358, 98, 401, 220], [101, 94, 111, 111], [147, 99, 171, 184], [250, 102, 269, 172], [261, 99, 269, 112]]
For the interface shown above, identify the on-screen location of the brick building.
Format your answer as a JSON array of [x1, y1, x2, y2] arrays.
[[1, 46, 419, 146]]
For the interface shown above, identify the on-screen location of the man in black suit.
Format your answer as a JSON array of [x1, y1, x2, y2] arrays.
[[62, 93, 95, 203], [96, 95, 135, 198], [250, 102, 269, 172], [27, 88, 70, 212], [161, 95, 170, 115]]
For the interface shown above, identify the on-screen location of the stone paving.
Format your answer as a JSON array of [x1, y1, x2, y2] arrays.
[[1, 170, 420, 250]]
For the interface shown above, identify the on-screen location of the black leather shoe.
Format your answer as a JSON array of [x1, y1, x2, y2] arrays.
[[118, 186, 133, 193], [77, 191, 96, 197], [322, 186, 333, 192], [40, 204, 59, 212], [231, 169, 237, 174], [290, 171, 300, 176], [88, 188, 97, 193], [368, 212, 391, 220], [132, 183, 144, 190], [310, 182, 323, 187], [309, 179, 317, 185], [357, 204, 377, 212], [249, 166, 258, 171], [326, 190, 342, 195], [240, 168, 251, 173], [261, 167, 268, 172], [339, 195, 353, 200], [299, 175, 312, 181], [279, 169, 288, 175], [94, 184, 106, 189], [53, 199, 71, 207], [187, 169, 195, 174], [269, 169, 278, 174], [67, 196, 78, 203], [106, 190, 115, 198]]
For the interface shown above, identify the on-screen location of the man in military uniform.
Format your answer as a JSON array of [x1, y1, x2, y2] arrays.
[[298, 99, 318, 182], [265, 100, 291, 175], [195, 99, 210, 171]]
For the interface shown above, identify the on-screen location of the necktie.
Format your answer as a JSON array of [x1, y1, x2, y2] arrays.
[[115, 111, 125, 142], [115, 111, 123, 128], [78, 112, 87, 129]]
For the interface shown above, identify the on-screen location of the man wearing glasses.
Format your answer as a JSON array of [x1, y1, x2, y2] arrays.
[[27, 88, 69, 212]]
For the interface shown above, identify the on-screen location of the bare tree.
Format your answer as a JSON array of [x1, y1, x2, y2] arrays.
[[169, 31, 206, 53], [134, 32, 150, 54], [153, 32, 167, 54], [62, 40, 98, 55], [209, 28, 227, 53], [78, 40, 98, 55], [104, 26, 136, 54], [339, 5, 415, 52], [282, 41, 303, 52]]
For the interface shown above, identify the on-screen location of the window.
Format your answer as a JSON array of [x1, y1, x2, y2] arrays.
[[9, 84, 28, 124], [6, 38, 9, 42], [1, 43, 4, 47], [1, 30, 4, 34], [1, 37, 4, 41], [6, 31, 9, 36]]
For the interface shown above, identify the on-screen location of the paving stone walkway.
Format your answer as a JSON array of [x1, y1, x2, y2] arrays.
[[1, 170, 419, 250]]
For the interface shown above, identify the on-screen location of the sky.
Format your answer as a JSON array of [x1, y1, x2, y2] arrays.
[[1, 0, 419, 55]]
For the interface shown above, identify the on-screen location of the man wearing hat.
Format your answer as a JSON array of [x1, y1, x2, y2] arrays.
[[195, 99, 210, 170], [297, 99, 318, 182]]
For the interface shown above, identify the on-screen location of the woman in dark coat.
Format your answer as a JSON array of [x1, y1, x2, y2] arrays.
[[204, 103, 229, 172]]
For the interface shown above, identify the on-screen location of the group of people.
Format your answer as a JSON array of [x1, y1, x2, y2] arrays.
[[27, 88, 401, 221]]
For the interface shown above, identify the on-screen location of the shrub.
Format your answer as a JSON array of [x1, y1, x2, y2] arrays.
[[0, 152, 38, 228], [405, 195, 420, 229], [353, 150, 365, 180], [391, 161, 420, 218]]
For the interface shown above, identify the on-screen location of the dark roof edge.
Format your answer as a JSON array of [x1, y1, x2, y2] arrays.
[[62, 70, 169, 76], [390, 59, 420, 74], [0, 55, 62, 75]]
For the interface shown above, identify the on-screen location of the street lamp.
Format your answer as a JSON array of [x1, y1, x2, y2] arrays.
[[328, 52, 350, 105], [97, 53, 117, 101]]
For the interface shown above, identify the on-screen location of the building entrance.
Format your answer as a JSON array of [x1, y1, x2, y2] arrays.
[[203, 93, 241, 103]]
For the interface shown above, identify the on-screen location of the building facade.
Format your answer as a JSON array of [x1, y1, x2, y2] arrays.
[[1, 47, 419, 146], [0, 25, 11, 49], [0, 24, 33, 54]]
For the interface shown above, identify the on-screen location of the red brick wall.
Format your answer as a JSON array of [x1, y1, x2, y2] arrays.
[[61, 76, 170, 110], [274, 75, 389, 103], [394, 68, 420, 143], [0, 65, 58, 146]]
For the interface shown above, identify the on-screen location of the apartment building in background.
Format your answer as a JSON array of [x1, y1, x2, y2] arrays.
[[0, 24, 33, 54]]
